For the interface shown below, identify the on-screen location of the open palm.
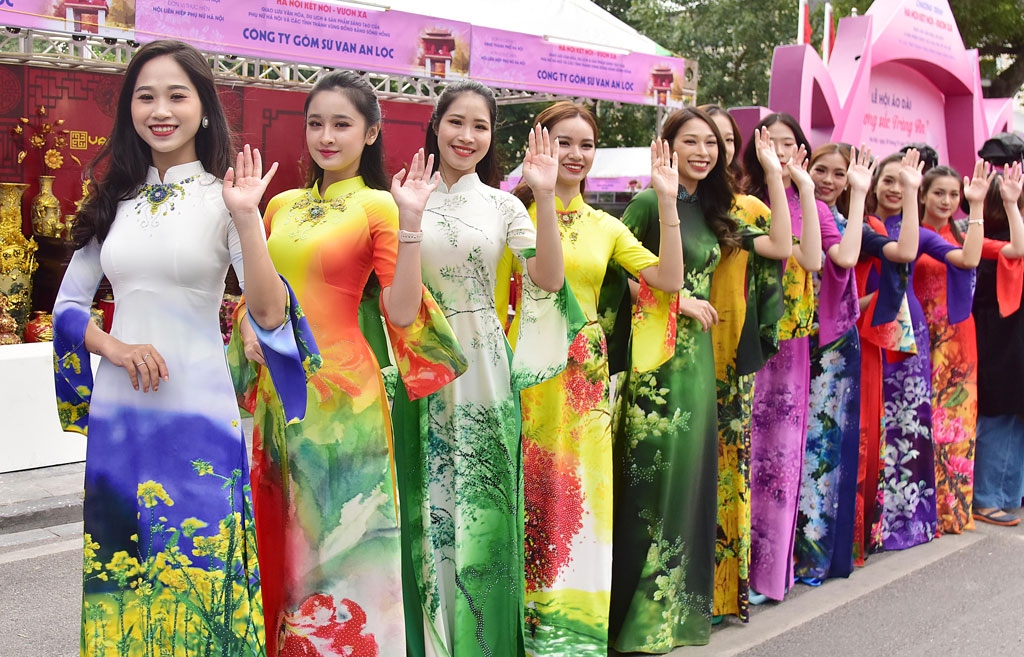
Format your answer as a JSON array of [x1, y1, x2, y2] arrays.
[[650, 139, 679, 196], [521, 124, 559, 194], [222, 144, 278, 216], [392, 149, 440, 219]]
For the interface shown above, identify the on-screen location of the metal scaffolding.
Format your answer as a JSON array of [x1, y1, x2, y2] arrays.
[[0, 26, 599, 105]]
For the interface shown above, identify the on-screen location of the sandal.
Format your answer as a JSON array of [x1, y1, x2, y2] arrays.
[[972, 508, 1021, 527]]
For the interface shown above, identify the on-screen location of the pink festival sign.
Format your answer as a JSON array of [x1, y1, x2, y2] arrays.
[[733, 0, 1015, 178], [0, 1, 693, 107]]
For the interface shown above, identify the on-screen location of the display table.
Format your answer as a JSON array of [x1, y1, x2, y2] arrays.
[[0, 341, 93, 473]]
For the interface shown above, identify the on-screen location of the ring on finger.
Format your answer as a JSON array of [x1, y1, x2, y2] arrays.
[[135, 362, 145, 368], [142, 353, 151, 363]]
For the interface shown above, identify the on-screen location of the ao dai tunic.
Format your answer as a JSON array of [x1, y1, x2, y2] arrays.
[[867, 215, 974, 550], [915, 226, 1015, 534], [749, 190, 851, 602], [515, 195, 658, 656], [54, 162, 271, 656], [611, 188, 732, 652], [229, 177, 465, 656], [393, 173, 580, 657]]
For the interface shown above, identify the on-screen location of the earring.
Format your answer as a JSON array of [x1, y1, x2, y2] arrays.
[[201, 116, 210, 129]]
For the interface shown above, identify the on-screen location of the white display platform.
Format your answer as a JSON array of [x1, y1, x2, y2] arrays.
[[0, 341, 93, 473]]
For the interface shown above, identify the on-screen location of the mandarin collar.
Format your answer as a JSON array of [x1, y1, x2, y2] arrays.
[[557, 194, 585, 213], [437, 172, 481, 194], [314, 176, 365, 200], [146, 161, 205, 185]]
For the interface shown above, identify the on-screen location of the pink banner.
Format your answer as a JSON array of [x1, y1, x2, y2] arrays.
[[0, 2, 692, 105], [470, 26, 692, 107], [0, 1, 472, 80]]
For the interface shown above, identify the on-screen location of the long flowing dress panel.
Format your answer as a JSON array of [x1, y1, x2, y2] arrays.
[[749, 192, 848, 602], [853, 222, 915, 563], [872, 216, 974, 550], [393, 173, 580, 657], [794, 204, 862, 582], [53, 162, 267, 657], [798, 327, 861, 580], [913, 223, 981, 535], [709, 194, 784, 620], [511, 195, 658, 656], [609, 188, 719, 653], [228, 177, 465, 656]]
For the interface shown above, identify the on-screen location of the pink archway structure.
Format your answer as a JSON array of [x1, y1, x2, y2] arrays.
[[732, 0, 1015, 177]]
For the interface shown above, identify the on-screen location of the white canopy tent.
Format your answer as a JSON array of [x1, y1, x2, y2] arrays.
[[379, 0, 668, 56], [503, 146, 651, 192]]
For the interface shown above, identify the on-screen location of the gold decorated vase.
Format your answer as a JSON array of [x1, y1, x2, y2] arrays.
[[0, 181, 39, 336], [31, 175, 65, 238]]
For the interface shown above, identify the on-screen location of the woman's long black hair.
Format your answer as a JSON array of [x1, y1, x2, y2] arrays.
[[303, 70, 388, 191], [73, 40, 234, 248], [662, 106, 742, 251], [741, 112, 811, 202], [424, 80, 501, 188], [919, 165, 964, 242]]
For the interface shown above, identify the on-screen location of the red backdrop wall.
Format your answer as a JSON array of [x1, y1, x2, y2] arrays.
[[0, 63, 433, 235]]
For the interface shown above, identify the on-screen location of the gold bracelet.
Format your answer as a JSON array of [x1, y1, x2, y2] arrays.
[[660, 220, 681, 227], [968, 219, 984, 225]]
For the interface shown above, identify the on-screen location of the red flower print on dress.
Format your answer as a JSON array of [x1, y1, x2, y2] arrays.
[[280, 593, 379, 657], [564, 365, 605, 418], [567, 331, 590, 364], [523, 441, 584, 592]]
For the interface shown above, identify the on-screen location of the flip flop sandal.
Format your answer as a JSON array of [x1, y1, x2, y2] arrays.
[[973, 509, 1021, 527]]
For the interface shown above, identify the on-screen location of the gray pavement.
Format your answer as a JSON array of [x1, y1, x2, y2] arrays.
[[2, 432, 1023, 656]]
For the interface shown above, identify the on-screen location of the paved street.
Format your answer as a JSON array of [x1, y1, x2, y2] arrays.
[[2, 504, 1022, 656]]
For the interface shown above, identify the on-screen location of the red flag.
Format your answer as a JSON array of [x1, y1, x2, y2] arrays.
[[801, 0, 813, 45]]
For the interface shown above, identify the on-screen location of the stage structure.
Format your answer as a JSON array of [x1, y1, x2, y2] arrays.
[[732, 0, 1016, 178], [0, 0, 697, 107]]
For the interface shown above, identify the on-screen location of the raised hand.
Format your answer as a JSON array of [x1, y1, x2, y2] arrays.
[[753, 126, 783, 177], [222, 144, 279, 217], [964, 159, 995, 206], [650, 139, 679, 197], [391, 148, 440, 228], [521, 124, 559, 195], [999, 161, 1023, 205], [898, 147, 924, 190], [787, 144, 814, 190], [847, 145, 876, 194]]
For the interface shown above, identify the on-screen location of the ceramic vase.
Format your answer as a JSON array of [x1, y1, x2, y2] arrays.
[[31, 175, 64, 238]]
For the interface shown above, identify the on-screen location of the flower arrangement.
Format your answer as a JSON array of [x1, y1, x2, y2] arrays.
[[12, 105, 81, 173]]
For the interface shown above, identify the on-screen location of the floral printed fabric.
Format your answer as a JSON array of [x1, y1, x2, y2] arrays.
[[709, 194, 783, 620], [53, 162, 294, 656], [498, 196, 658, 657], [855, 219, 916, 562], [795, 327, 861, 580], [914, 224, 979, 535], [794, 204, 861, 582], [609, 189, 720, 653], [228, 177, 466, 656], [393, 173, 583, 657], [749, 191, 847, 603], [871, 217, 974, 550]]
